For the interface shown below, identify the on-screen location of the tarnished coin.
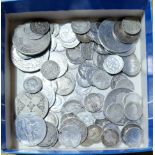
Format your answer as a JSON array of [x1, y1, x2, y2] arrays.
[[59, 125, 81, 148], [77, 111, 95, 127], [39, 122, 58, 147], [23, 76, 43, 94], [11, 47, 49, 72], [122, 17, 141, 35], [71, 20, 91, 34], [56, 72, 76, 96], [30, 22, 50, 35], [41, 60, 60, 80], [103, 55, 124, 74], [121, 123, 143, 147], [122, 54, 141, 76], [76, 33, 91, 43], [49, 52, 68, 77], [15, 114, 46, 146], [15, 91, 49, 118], [84, 93, 104, 113]]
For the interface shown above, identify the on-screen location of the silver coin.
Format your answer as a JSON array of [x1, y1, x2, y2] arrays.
[[61, 99, 84, 115], [84, 93, 104, 113], [121, 123, 143, 147], [15, 113, 46, 146], [122, 17, 141, 35], [30, 22, 50, 35], [103, 55, 124, 74], [98, 19, 135, 53], [50, 35, 57, 51], [76, 33, 91, 43], [41, 60, 60, 80], [39, 122, 58, 147], [66, 45, 85, 65], [15, 91, 49, 118], [71, 20, 91, 34], [16, 50, 31, 60], [53, 24, 60, 37], [122, 54, 141, 76], [11, 47, 49, 72], [59, 124, 81, 148], [45, 110, 59, 127], [23, 76, 43, 94], [49, 52, 68, 77], [77, 111, 95, 127]]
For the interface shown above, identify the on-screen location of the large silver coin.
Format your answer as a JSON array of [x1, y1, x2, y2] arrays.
[[84, 93, 104, 113], [59, 125, 81, 148], [15, 113, 46, 146], [11, 47, 49, 72], [39, 122, 58, 147], [49, 52, 68, 77], [98, 19, 134, 53], [122, 54, 141, 76], [103, 55, 124, 74], [15, 91, 49, 118], [71, 20, 91, 34], [23, 76, 43, 94]]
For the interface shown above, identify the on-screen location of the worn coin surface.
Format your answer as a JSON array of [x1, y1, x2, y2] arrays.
[[15, 91, 49, 118], [23, 76, 43, 94], [15, 113, 46, 146]]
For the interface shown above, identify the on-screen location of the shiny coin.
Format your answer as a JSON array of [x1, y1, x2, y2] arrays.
[[77, 111, 95, 127], [56, 72, 76, 96], [41, 60, 60, 80], [121, 123, 143, 147], [49, 52, 68, 77], [23, 76, 43, 94], [84, 93, 104, 113], [122, 17, 141, 35], [39, 122, 58, 147], [15, 113, 46, 146], [71, 20, 91, 34], [76, 33, 91, 43], [30, 21, 50, 35], [15, 91, 49, 118], [122, 54, 141, 76], [11, 47, 49, 72], [103, 55, 124, 74], [59, 125, 81, 148]]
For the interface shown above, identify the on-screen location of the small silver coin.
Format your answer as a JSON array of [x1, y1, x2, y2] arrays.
[[11, 47, 50, 72], [71, 20, 91, 34], [122, 17, 141, 35], [84, 93, 104, 113], [103, 55, 124, 74], [15, 113, 46, 146], [122, 54, 141, 76], [41, 60, 60, 80], [76, 33, 91, 43], [23, 76, 43, 94], [56, 72, 76, 96], [30, 22, 50, 35], [59, 125, 81, 148], [121, 124, 143, 147], [15, 91, 49, 118], [39, 122, 58, 147], [77, 111, 96, 127]]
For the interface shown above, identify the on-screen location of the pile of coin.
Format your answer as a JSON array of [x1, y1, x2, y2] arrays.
[[12, 18, 144, 149]]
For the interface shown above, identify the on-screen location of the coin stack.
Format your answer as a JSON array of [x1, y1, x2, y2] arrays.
[[12, 18, 144, 149]]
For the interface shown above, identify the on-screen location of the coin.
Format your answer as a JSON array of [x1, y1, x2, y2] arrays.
[[23, 76, 43, 94], [84, 93, 104, 113], [11, 47, 49, 72], [59, 125, 81, 148], [103, 55, 124, 74], [15, 113, 46, 146], [77, 111, 95, 127], [56, 72, 76, 96], [122, 54, 141, 76], [30, 22, 50, 35], [41, 60, 60, 80], [15, 91, 49, 118], [71, 20, 91, 34], [76, 33, 91, 43]]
